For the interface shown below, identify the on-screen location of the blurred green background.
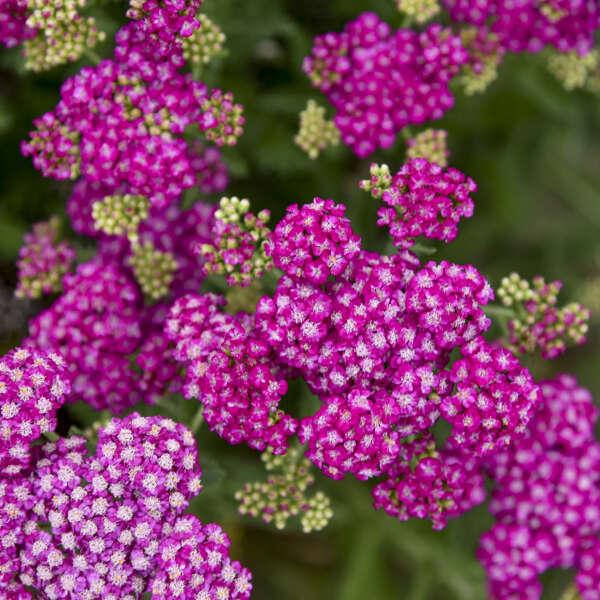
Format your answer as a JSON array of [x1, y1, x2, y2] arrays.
[[1, 1, 600, 598]]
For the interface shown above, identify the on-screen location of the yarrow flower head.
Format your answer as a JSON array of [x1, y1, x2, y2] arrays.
[[197, 196, 273, 287], [25, 261, 144, 412], [442, 0, 600, 55], [165, 293, 298, 453], [23, 20, 244, 207], [0, 0, 35, 48], [479, 375, 600, 600], [265, 197, 361, 285], [372, 433, 486, 530], [0, 346, 71, 476], [235, 445, 333, 532], [441, 335, 539, 456], [294, 99, 340, 159], [406, 129, 449, 167], [0, 413, 253, 599], [374, 158, 477, 250], [497, 272, 590, 358], [15, 217, 75, 299], [405, 260, 494, 350], [303, 12, 468, 157]]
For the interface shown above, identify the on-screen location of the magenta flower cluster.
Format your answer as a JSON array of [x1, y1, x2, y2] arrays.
[[0, 411, 252, 599], [0, 0, 34, 48], [0, 347, 71, 476], [442, 0, 600, 54], [25, 261, 144, 413], [375, 158, 476, 250], [22, 17, 243, 208], [165, 293, 297, 453], [479, 375, 600, 600], [303, 12, 468, 157], [231, 194, 536, 529]]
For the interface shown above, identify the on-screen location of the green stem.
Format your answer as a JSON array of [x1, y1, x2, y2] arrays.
[[400, 15, 414, 29], [84, 48, 102, 65], [191, 405, 204, 434], [483, 305, 515, 319], [43, 431, 60, 442], [192, 62, 203, 81]]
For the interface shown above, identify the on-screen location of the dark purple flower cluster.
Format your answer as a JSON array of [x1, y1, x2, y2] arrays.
[[0, 0, 34, 48], [303, 12, 468, 157], [376, 158, 477, 249], [22, 11, 243, 208], [125, 0, 203, 56], [264, 197, 361, 284], [165, 293, 298, 453], [479, 375, 600, 600], [0, 412, 252, 599], [0, 347, 71, 476], [245, 194, 537, 528], [442, 0, 600, 54], [25, 261, 144, 413], [372, 432, 486, 530]]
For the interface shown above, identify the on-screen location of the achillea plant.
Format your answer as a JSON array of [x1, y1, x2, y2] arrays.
[[4, 1, 600, 598]]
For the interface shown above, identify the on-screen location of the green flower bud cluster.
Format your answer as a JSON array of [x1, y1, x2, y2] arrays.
[[182, 13, 226, 66], [294, 100, 340, 159], [92, 194, 150, 242], [129, 241, 177, 301], [200, 196, 273, 288], [406, 129, 449, 167], [396, 0, 440, 24], [199, 90, 245, 147], [497, 273, 590, 359], [24, 0, 105, 72], [359, 163, 392, 199], [547, 50, 600, 91], [234, 446, 333, 533], [459, 28, 504, 96]]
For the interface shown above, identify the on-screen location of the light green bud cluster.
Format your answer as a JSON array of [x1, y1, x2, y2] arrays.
[[200, 196, 273, 288], [129, 241, 177, 301], [498, 273, 590, 357], [294, 100, 340, 159], [406, 129, 449, 167], [459, 28, 503, 95], [91, 194, 150, 242], [547, 50, 600, 91], [24, 0, 105, 72], [396, 0, 440, 24], [359, 163, 393, 199], [182, 13, 226, 65], [235, 446, 333, 533]]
